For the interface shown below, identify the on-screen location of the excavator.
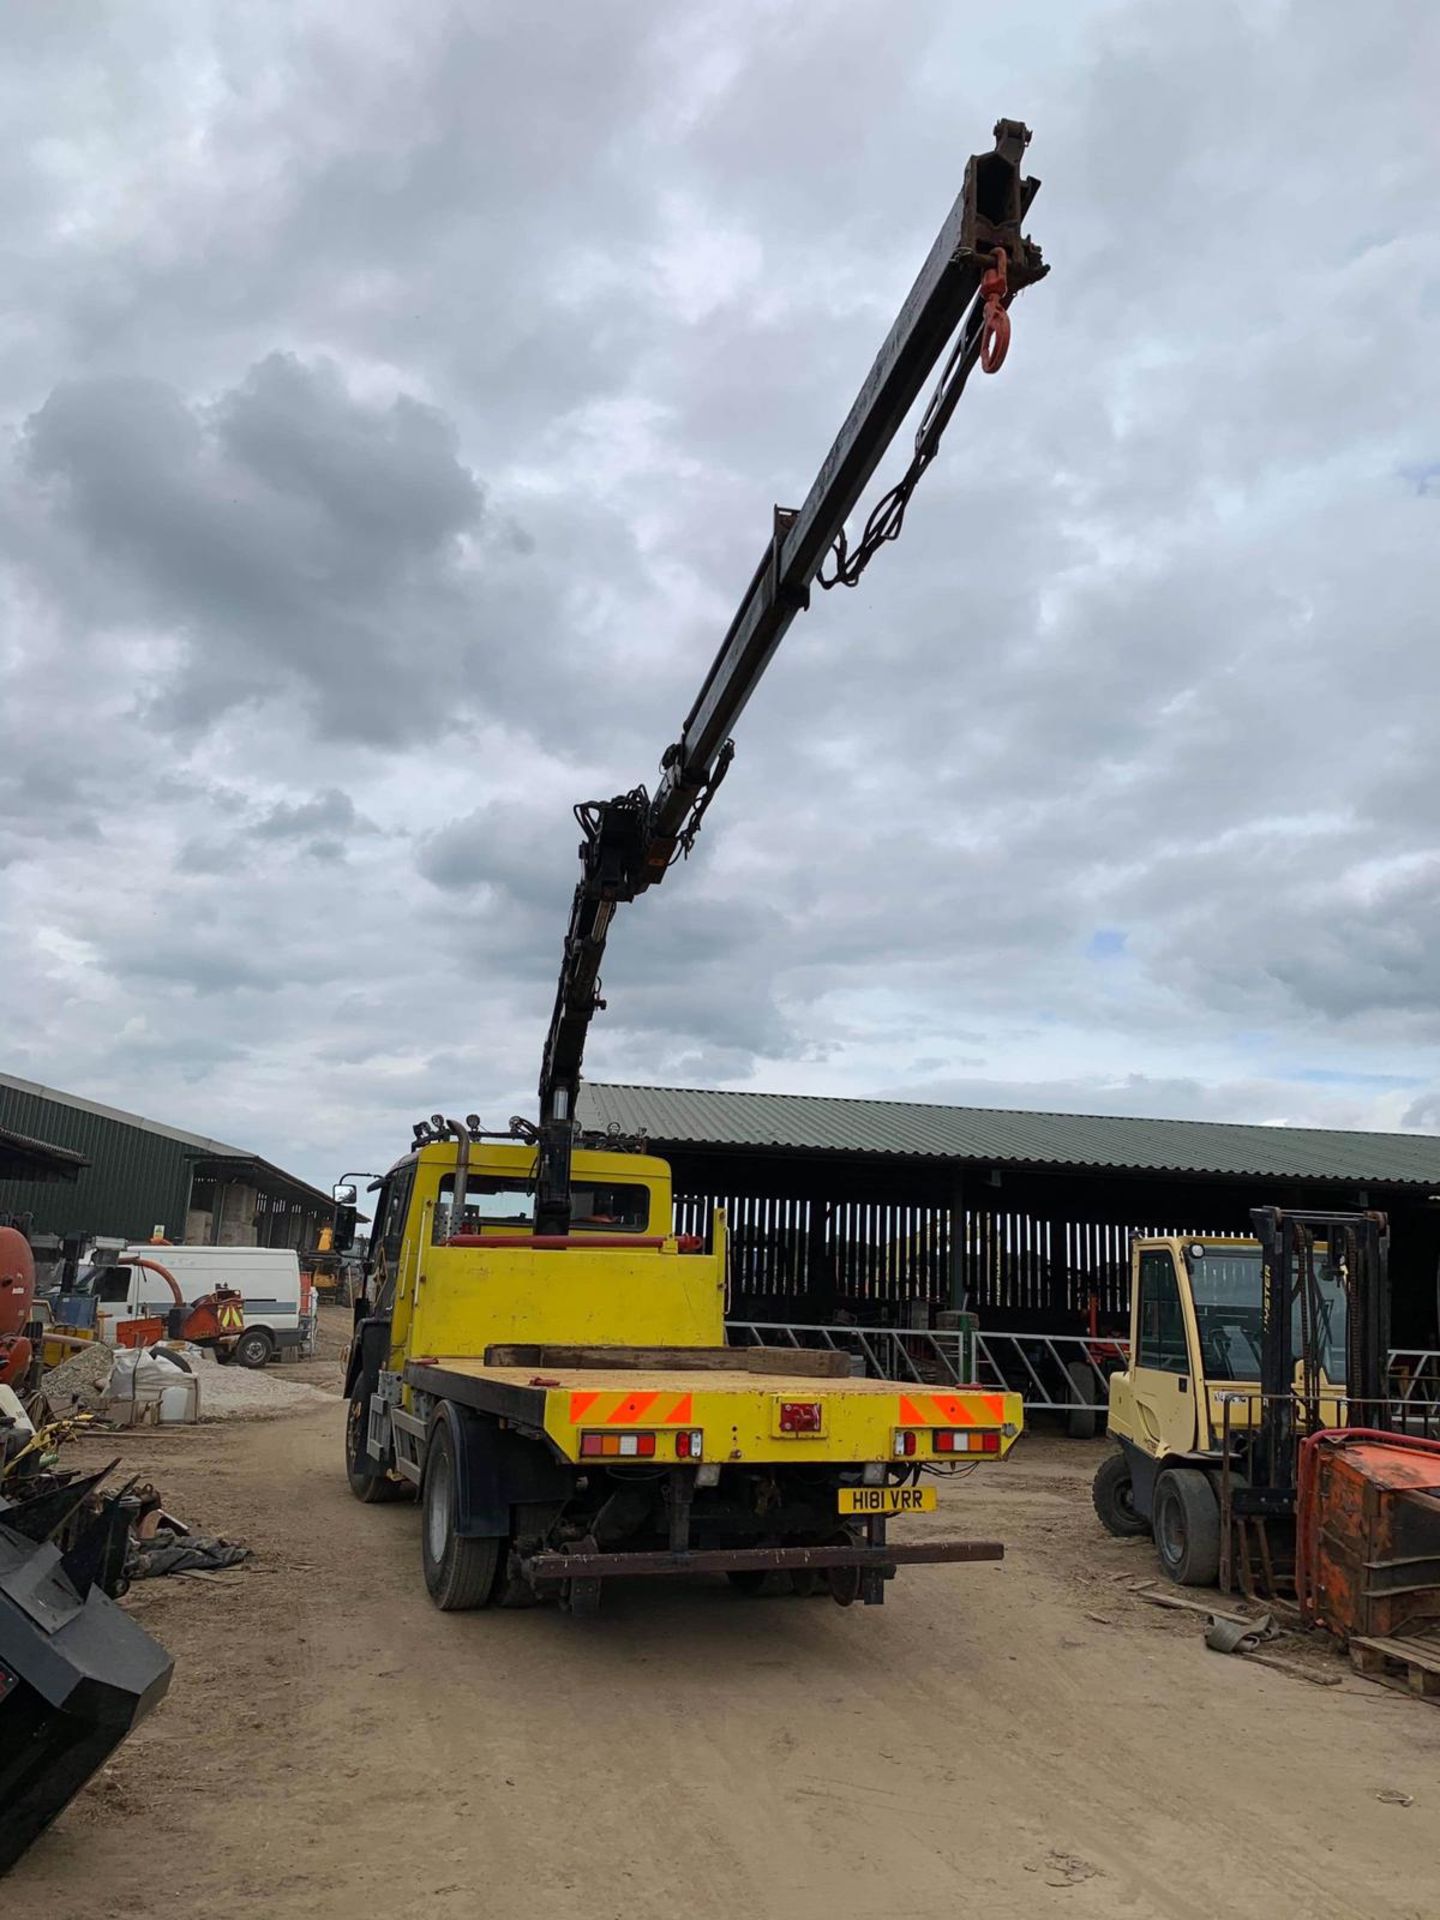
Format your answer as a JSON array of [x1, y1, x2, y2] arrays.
[[342, 120, 1047, 1616]]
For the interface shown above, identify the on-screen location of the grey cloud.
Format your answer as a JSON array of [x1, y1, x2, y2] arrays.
[[254, 788, 375, 840], [108, 937, 306, 997], [174, 838, 236, 877], [3, 1, 1439, 1193], [19, 355, 488, 745], [417, 801, 569, 900]]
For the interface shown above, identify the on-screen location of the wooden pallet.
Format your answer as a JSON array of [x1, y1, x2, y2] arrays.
[[1349, 1633, 1440, 1701]]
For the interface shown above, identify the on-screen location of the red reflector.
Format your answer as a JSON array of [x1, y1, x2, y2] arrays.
[[675, 1430, 704, 1460], [580, 1431, 658, 1459], [778, 1401, 823, 1434], [932, 1428, 1002, 1455], [893, 1429, 917, 1457]]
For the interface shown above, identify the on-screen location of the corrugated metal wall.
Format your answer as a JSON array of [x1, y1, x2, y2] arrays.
[[0, 1083, 194, 1242]]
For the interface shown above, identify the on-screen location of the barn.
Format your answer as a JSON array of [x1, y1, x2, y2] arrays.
[[578, 1083, 1440, 1349], [0, 1072, 332, 1256]]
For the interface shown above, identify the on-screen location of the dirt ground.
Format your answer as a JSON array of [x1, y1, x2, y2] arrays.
[[12, 1310, 1440, 1920]]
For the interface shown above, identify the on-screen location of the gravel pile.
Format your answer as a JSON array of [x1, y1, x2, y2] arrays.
[[188, 1352, 335, 1421], [40, 1341, 114, 1413]]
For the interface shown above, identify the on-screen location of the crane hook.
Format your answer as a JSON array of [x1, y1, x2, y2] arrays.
[[979, 248, 1010, 375]]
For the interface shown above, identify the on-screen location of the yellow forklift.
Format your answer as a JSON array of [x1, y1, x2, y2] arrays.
[[1093, 1208, 1440, 1607]]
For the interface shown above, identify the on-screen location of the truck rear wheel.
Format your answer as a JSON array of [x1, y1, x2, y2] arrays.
[[346, 1385, 405, 1504], [421, 1421, 502, 1611], [1092, 1450, 1149, 1538], [1154, 1468, 1221, 1587]]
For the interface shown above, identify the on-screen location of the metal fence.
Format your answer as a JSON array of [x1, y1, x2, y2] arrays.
[[727, 1319, 1114, 1413], [728, 1320, 1440, 1425], [728, 1320, 973, 1388]]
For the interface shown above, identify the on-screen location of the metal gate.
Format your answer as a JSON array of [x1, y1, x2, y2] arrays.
[[728, 1321, 1440, 1423]]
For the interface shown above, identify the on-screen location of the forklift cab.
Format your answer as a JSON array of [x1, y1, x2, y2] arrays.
[[1108, 1237, 1350, 1467]]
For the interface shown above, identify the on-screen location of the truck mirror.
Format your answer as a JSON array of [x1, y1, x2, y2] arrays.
[[331, 1184, 358, 1253]]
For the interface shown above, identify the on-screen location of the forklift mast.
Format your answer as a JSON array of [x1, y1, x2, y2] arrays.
[[1249, 1206, 1391, 1492], [532, 120, 1049, 1233]]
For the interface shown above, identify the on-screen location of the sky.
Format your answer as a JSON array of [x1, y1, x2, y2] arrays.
[[3, 0, 1438, 1191]]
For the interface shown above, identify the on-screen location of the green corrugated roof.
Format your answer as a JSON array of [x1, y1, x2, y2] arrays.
[[0, 1072, 254, 1157], [0, 1073, 332, 1217], [578, 1082, 1440, 1189]]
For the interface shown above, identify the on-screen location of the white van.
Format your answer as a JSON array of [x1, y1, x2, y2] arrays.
[[112, 1245, 306, 1368]]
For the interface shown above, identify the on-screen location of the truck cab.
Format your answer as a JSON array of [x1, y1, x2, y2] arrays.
[[358, 1139, 722, 1366]]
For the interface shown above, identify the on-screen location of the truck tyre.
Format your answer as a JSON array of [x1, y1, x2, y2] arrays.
[[346, 1384, 404, 1504], [1066, 1359, 1098, 1440], [1092, 1450, 1149, 1538], [233, 1326, 274, 1370], [1154, 1468, 1222, 1587], [421, 1420, 502, 1611]]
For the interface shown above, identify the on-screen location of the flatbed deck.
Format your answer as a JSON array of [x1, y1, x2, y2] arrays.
[[405, 1353, 1020, 1466], [428, 1359, 912, 1395]]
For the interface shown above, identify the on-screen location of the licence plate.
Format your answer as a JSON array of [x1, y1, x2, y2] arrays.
[[837, 1485, 937, 1515]]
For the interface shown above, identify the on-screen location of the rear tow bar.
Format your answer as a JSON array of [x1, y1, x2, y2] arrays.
[[526, 1538, 1003, 1608]]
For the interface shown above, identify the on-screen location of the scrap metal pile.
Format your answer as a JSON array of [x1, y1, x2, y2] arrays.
[[0, 1465, 173, 1872], [0, 1223, 249, 1873]]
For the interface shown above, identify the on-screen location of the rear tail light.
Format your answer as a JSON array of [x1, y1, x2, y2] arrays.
[[892, 1429, 918, 1457], [579, 1431, 657, 1459], [778, 1401, 823, 1435], [675, 1430, 704, 1460], [933, 1429, 1001, 1455]]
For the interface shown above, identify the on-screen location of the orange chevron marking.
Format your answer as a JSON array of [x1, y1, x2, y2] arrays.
[[897, 1390, 1009, 1427], [930, 1395, 977, 1426], [663, 1394, 694, 1425], [605, 1391, 660, 1425], [569, 1391, 599, 1424]]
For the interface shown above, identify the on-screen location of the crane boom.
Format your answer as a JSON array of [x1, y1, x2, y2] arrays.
[[534, 118, 1048, 1232]]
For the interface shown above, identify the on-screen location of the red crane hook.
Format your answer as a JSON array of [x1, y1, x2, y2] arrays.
[[979, 248, 1011, 375]]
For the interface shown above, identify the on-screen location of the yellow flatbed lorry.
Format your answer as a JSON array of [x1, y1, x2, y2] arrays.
[[343, 120, 1047, 1613], [344, 1136, 1021, 1611]]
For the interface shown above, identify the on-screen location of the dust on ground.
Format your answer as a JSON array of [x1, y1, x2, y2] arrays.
[[12, 1319, 1440, 1920]]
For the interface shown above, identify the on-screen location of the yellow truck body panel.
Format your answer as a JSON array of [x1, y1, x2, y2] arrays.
[[404, 1239, 725, 1362], [386, 1142, 722, 1368], [414, 1358, 1022, 1466]]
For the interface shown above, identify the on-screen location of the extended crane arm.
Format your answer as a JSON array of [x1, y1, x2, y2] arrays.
[[534, 119, 1048, 1232]]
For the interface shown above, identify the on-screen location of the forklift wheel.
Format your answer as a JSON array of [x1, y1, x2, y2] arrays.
[[1153, 1469, 1221, 1587], [1092, 1450, 1149, 1538]]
